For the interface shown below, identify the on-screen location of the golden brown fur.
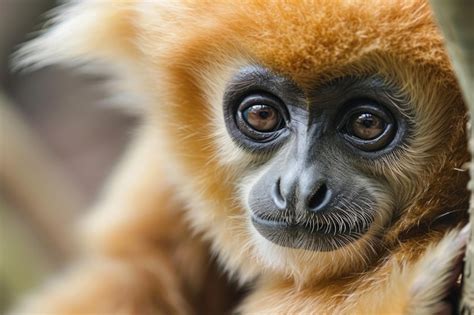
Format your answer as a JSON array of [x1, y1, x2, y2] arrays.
[[12, 0, 469, 314]]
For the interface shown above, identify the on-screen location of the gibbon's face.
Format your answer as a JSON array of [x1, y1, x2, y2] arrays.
[[140, 0, 469, 282], [143, 0, 469, 282], [223, 66, 408, 252], [21, 0, 469, 282]]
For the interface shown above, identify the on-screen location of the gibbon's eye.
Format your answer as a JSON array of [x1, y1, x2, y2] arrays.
[[242, 105, 280, 132], [235, 93, 287, 142], [339, 101, 396, 152], [348, 113, 385, 140]]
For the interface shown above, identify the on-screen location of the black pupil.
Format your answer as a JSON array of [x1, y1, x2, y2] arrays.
[[259, 110, 270, 119], [360, 114, 376, 128]]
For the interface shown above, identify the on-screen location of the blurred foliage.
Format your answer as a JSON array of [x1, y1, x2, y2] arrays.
[[0, 1, 133, 312], [0, 199, 52, 313]]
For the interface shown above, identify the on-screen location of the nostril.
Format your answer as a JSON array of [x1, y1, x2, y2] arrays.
[[271, 178, 286, 210], [308, 183, 332, 211]]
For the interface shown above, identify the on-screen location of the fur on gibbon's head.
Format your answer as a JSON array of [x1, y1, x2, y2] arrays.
[[16, 0, 469, 286]]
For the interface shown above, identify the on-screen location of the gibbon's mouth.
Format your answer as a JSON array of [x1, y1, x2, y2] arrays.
[[250, 209, 374, 251]]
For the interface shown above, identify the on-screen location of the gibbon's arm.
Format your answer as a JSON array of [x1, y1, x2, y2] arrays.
[[11, 127, 217, 315]]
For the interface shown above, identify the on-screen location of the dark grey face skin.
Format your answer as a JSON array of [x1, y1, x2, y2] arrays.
[[223, 65, 410, 251]]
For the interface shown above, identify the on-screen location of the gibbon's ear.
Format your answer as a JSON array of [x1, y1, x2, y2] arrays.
[[13, 1, 138, 71]]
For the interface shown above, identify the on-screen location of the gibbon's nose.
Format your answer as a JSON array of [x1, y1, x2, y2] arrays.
[[271, 176, 332, 213]]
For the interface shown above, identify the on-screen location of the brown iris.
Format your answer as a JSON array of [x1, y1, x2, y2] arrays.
[[242, 105, 280, 132], [349, 113, 385, 140], [339, 102, 397, 152]]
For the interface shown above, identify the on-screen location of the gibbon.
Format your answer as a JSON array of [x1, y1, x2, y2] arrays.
[[12, 0, 470, 314]]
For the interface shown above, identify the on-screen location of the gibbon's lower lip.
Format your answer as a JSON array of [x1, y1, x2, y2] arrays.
[[250, 215, 368, 251]]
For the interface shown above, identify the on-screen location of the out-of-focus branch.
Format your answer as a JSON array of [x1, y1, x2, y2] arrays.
[[0, 92, 83, 261], [430, 1, 474, 313]]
